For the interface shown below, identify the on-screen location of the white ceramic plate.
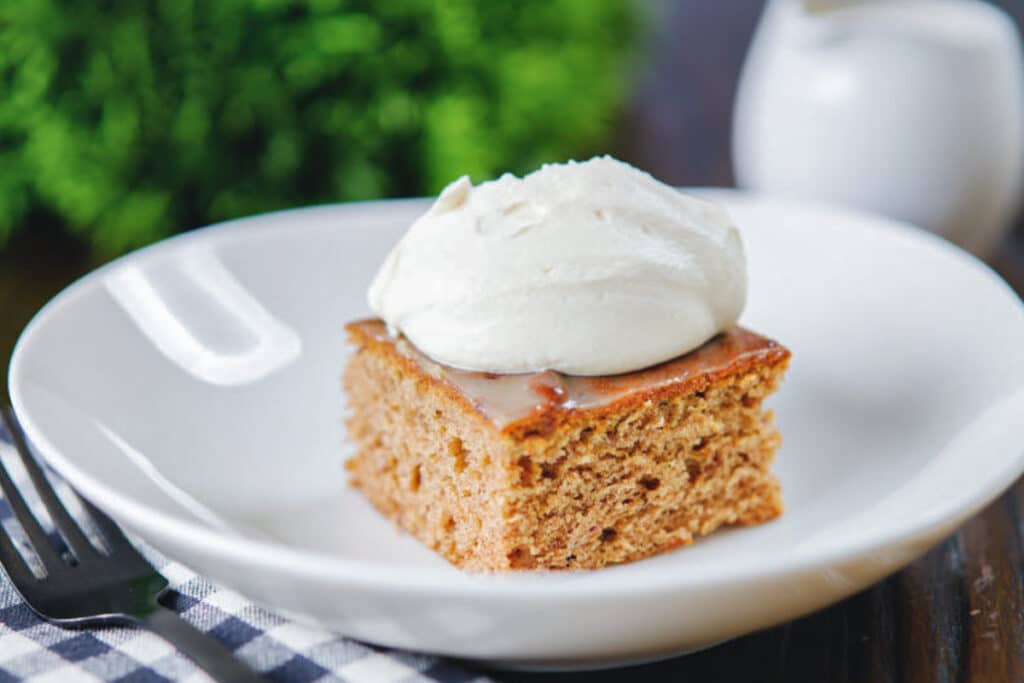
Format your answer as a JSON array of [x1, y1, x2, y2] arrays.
[[9, 191, 1024, 669]]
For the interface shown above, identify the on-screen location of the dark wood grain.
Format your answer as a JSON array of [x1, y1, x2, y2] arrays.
[[959, 492, 1024, 680], [0, 220, 96, 397], [615, 1, 764, 187]]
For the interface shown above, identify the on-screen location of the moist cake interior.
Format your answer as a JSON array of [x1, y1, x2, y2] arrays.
[[344, 319, 790, 571]]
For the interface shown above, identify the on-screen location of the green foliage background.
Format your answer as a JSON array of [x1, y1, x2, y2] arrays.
[[0, 0, 639, 253]]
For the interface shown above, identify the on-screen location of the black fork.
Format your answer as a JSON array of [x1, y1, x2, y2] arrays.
[[0, 406, 264, 682]]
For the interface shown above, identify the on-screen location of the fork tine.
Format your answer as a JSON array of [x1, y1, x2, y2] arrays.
[[0, 434, 61, 569], [0, 511, 36, 586], [76, 496, 139, 560], [1, 408, 97, 560]]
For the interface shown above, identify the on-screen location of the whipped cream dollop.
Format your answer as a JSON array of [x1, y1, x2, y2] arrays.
[[368, 156, 746, 376]]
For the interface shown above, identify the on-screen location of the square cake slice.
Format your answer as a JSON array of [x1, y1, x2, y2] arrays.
[[344, 319, 790, 571]]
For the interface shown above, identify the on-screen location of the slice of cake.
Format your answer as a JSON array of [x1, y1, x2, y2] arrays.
[[344, 156, 790, 571], [345, 319, 789, 570]]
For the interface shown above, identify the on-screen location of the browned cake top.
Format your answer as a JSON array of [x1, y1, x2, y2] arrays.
[[347, 319, 790, 437]]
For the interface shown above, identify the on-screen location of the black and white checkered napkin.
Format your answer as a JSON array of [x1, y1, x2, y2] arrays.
[[0, 425, 492, 683]]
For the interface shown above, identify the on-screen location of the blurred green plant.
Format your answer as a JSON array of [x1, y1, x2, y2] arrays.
[[0, 0, 639, 253]]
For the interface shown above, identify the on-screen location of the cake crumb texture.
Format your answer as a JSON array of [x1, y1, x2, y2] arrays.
[[344, 324, 789, 571]]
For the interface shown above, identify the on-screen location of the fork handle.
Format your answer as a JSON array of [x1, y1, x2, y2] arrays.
[[137, 605, 266, 682]]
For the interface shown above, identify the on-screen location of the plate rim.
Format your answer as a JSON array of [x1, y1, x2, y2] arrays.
[[9, 189, 1024, 597]]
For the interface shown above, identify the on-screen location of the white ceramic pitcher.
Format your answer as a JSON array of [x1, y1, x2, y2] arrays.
[[734, 0, 1024, 258]]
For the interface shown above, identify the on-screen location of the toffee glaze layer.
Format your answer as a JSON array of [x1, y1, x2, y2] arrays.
[[349, 319, 787, 428]]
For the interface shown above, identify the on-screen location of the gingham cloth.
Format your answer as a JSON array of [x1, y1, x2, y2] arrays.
[[0, 425, 493, 683]]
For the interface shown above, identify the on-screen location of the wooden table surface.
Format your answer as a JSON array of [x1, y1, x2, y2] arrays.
[[3, 3, 1024, 681]]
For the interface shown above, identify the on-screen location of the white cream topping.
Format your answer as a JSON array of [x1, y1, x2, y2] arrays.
[[368, 156, 746, 376]]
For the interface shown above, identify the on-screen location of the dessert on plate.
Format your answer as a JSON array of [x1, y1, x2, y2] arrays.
[[344, 156, 790, 571]]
